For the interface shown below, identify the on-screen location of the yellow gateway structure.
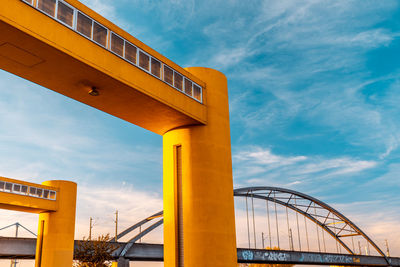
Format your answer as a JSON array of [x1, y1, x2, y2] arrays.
[[0, 0, 237, 266]]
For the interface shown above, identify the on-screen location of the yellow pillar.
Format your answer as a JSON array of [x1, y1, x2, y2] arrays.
[[35, 180, 77, 267], [163, 67, 237, 267]]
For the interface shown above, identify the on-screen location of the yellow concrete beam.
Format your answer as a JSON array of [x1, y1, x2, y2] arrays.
[[0, 176, 58, 213], [0, 0, 207, 134]]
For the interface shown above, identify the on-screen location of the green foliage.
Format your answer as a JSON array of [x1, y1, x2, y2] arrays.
[[74, 234, 116, 267]]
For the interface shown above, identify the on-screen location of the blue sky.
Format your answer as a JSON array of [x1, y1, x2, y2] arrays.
[[1, 0, 400, 265]]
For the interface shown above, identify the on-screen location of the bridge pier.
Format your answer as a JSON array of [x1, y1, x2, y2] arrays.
[[163, 67, 237, 267], [35, 180, 77, 267], [116, 257, 129, 267]]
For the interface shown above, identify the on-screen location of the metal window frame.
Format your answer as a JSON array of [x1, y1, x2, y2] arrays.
[[49, 190, 57, 200], [5, 183, 12, 192], [183, 77, 193, 98], [19, 0, 204, 103], [109, 31, 125, 57], [92, 21, 109, 48], [55, 0, 75, 29], [138, 49, 151, 72], [173, 71, 184, 91], [76, 10, 93, 39], [150, 57, 162, 78], [192, 82, 203, 103], [124, 40, 138, 65], [36, 0, 57, 17], [163, 64, 174, 86], [13, 184, 22, 193]]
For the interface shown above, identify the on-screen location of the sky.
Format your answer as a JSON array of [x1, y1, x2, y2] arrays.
[[1, 0, 400, 266]]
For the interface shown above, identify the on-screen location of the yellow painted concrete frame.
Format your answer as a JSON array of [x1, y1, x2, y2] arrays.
[[0, 177, 77, 267], [164, 68, 237, 266], [0, 1, 238, 266]]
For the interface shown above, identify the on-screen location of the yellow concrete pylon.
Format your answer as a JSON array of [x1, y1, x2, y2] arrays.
[[163, 67, 237, 267], [35, 180, 77, 267]]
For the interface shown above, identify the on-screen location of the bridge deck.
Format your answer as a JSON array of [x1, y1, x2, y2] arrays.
[[0, 177, 58, 213], [0, 0, 207, 135], [1, 237, 399, 266]]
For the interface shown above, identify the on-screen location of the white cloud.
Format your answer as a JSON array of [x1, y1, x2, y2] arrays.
[[235, 147, 307, 166], [79, 0, 135, 34], [233, 147, 377, 185], [80, 0, 117, 19], [211, 47, 250, 69], [198, 0, 400, 161], [294, 158, 377, 176], [75, 184, 163, 242]]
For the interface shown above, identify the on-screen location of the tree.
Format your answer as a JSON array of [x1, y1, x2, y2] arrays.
[[74, 234, 116, 267]]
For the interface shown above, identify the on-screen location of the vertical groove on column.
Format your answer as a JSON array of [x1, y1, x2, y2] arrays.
[[36, 220, 44, 267], [176, 145, 184, 267]]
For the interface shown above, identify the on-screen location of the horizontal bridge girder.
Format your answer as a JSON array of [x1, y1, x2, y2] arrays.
[[0, 237, 164, 261], [0, 176, 58, 213], [2, 238, 399, 266], [0, 0, 207, 135], [237, 248, 400, 266]]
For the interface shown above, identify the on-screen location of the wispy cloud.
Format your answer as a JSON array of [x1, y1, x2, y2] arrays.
[[233, 147, 377, 187], [194, 0, 400, 160]]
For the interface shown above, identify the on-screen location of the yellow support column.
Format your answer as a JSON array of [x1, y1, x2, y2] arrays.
[[35, 180, 77, 267], [163, 67, 237, 267]]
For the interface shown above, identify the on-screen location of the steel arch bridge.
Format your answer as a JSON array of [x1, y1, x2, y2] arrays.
[[233, 187, 389, 263], [1, 186, 397, 266], [110, 186, 391, 266]]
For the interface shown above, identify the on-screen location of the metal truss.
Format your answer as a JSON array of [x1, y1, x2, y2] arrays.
[[112, 187, 389, 265], [234, 186, 389, 265], [111, 211, 163, 258]]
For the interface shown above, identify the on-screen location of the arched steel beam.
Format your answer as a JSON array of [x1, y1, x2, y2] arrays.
[[234, 187, 389, 265], [110, 211, 163, 241], [120, 219, 163, 257], [234, 192, 353, 254], [110, 187, 389, 265]]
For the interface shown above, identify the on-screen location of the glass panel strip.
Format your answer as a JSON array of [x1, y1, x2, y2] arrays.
[[0, 180, 57, 200], [20, 0, 203, 103]]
